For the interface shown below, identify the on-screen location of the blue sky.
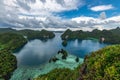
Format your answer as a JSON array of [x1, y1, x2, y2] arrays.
[[0, 0, 120, 30], [57, 0, 120, 18]]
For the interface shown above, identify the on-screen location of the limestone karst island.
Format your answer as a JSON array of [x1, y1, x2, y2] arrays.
[[0, 0, 120, 80]]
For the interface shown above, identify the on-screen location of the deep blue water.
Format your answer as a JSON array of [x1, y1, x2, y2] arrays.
[[14, 33, 108, 66]]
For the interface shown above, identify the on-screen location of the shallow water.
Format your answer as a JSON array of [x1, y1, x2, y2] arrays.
[[11, 33, 108, 80]]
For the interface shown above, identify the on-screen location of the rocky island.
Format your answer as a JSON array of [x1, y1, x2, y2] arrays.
[[61, 27, 120, 44]]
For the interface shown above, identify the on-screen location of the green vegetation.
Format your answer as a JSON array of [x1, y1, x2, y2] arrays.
[[110, 27, 120, 35], [0, 32, 27, 51], [34, 45, 120, 80], [58, 49, 68, 59], [18, 29, 55, 40], [0, 28, 55, 40], [0, 28, 55, 80], [0, 49, 17, 80], [61, 27, 120, 44], [75, 57, 79, 62], [0, 32, 27, 80], [34, 65, 81, 80], [0, 28, 16, 33], [79, 45, 120, 80], [49, 56, 59, 63], [49, 49, 68, 63]]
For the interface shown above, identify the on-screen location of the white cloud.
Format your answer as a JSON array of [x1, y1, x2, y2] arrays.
[[0, 0, 83, 28], [90, 4, 114, 11], [0, 0, 84, 18], [5, 0, 83, 15], [71, 12, 120, 30], [0, 0, 120, 31]]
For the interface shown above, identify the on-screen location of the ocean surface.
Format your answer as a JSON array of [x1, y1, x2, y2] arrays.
[[11, 33, 108, 80]]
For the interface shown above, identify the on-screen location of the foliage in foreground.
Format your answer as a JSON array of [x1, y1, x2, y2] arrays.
[[79, 45, 120, 80], [34, 45, 120, 80], [0, 50, 17, 80], [0, 32, 27, 51]]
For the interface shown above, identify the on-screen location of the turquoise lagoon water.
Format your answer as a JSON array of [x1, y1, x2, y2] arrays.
[[10, 33, 108, 80]]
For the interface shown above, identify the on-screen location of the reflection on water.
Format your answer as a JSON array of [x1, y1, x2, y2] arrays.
[[14, 33, 108, 66], [74, 39, 78, 47], [66, 40, 107, 58], [14, 33, 62, 66]]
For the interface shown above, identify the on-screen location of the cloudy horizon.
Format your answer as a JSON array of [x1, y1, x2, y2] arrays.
[[0, 0, 120, 31]]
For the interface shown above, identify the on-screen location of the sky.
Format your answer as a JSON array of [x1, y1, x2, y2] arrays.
[[0, 0, 120, 31]]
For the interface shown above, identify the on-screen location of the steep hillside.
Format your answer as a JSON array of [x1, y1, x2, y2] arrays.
[[34, 45, 120, 80], [0, 50, 17, 80], [79, 45, 120, 80]]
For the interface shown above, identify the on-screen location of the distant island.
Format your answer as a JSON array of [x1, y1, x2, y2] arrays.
[[61, 27, 120, 44], [0, 28, 55, 40]]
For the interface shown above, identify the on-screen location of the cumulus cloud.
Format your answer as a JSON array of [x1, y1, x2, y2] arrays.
[[90, 4, 114, 11], [15, 0, 83, 15], [71, 12, 120, 30], [0, 0, 120, 31], [0, 0, 84, 28]]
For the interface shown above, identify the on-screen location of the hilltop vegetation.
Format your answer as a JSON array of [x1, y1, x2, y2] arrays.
[[79, 45, 120, 80], [61, 27, 120, 44], [34, 45, 120, 80], [0, 32, 27, 51], [0, 28, 16, 33], [0, 28, 55, 40], [19, 29, 55, 40]]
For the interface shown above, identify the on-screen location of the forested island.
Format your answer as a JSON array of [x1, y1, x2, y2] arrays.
[[61, 27, 120, 44], [0, 28, 55, 40], [0, 28, 55, 80], [0, 28, 120, 80]]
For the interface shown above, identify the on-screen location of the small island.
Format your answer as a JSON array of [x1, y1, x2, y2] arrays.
[[49, 49, 77, 63], [18, 29, 55, 40]]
